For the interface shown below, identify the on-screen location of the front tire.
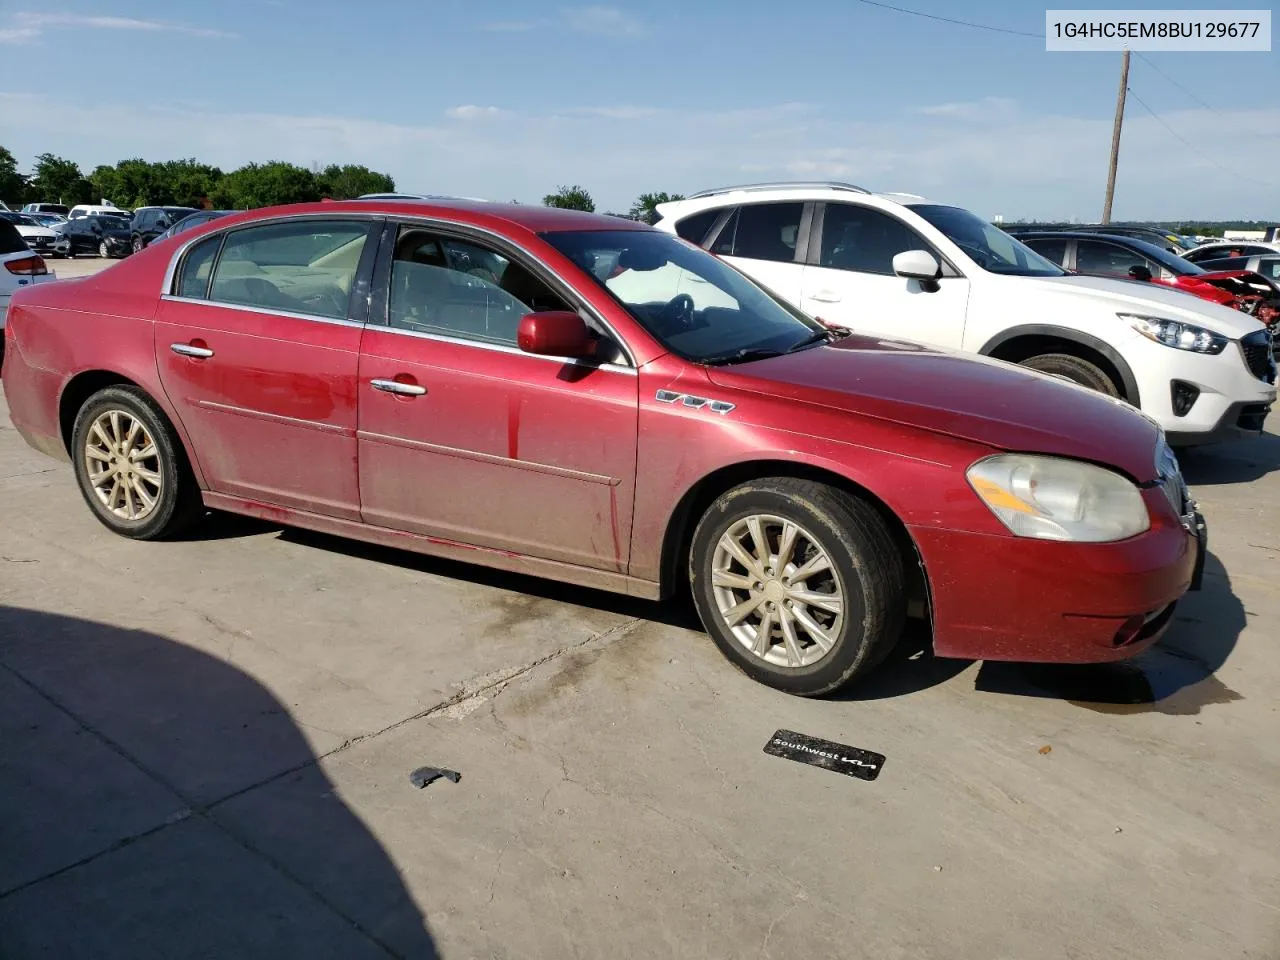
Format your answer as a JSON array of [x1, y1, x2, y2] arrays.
[[99, 240, 110, 258], [71, 386, 204, 540], [132, 236, 143, 254], [689, 478, 906, 697], [1019, 353, 1119, 397]]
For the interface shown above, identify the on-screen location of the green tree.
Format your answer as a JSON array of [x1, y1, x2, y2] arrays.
[[629, 191, 684, 223], [29, 153, 92, 205], [316, 164, 395, 200], [542, 184, 595, 212], [210, 161, 322, 210], [0, 146, 28, 208]]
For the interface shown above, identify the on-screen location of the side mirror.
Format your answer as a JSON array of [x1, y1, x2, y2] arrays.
[[517, 311, 597, 359], [1128, 264, 1153, 282], [893, 249, 942, 282]]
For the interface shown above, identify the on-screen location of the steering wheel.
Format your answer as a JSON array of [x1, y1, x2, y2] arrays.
[[664, 293, 696, 329]]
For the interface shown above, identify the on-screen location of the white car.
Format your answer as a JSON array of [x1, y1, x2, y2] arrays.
[[0, 219, 56, 350], [1182, 240, 1280, 266], [652, 182, 1276, 446], [0, 211, 62, 260]]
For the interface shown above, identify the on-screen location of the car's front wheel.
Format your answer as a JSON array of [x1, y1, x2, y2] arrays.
[[1019, 353, 1120, 397], [98, 240, 110, 258], [132, 236, 143, 254], [689, 478, 906, 696], [71, 386, 204, 540]]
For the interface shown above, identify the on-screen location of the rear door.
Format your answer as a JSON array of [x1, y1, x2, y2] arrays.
[[799, 201, 970, 348], [706, 201, 810, 308], [155, 216, 379, 519]]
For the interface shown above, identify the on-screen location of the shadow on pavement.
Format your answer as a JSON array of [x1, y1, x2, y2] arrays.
[[1178, 431, 1280, 486], [833, 619, 973, 701], [972, 552, 1245, 715], [0, 606, 439, 960]]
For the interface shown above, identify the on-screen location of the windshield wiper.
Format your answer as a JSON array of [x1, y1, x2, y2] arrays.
[[700, 347, 788, 366], [786, 330, 836, 353]]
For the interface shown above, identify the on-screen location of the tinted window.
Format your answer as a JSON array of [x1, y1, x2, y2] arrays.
[[0, 222, 27, 255], [1075, 239, 1153, 277], [819, 203, 932, 275], [1020, 237, 1068, 266], [673, 208, 723, 245], [387, 227, 569, 346], [1197, 256, 1249, 271], [908, 204, 1064, 277], [175, 234, 221, 299], [713, 202, 804, 263], [208, 220, 371, 319], [1260, 259, 1280, 281]]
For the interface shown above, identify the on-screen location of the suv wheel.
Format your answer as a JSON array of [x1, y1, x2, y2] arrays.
[[71, 386, 204, 540], [132, 236, 144, 254], [689, 478, 906, 696], [1019, 353, 1119, 397], [99, 240, 109, 258]]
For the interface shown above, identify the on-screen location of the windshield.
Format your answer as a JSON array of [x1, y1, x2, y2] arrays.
[[908, 204, 1066, 277], [1121, 236, 1206, 275], [541, 229, 828, 364], [91, 215, 127, 229]]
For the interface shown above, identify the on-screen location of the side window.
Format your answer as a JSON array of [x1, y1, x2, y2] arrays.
[[208, 219, 372, 319], [674, 208, 724, 246], [719, 202, 804, 263], [818, 203, 931, 275], [387, 226, 570, 346], [1264, 261, 1280, 281], [174, 234, 222, 299], [1075, 240, 1147, 277], [1021, 237, 1068, 266]]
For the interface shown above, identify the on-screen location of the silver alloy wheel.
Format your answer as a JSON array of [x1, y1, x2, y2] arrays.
[[710, 513, 845, 669], [84, 409, 163, 521], [99, 240, 108, 258]]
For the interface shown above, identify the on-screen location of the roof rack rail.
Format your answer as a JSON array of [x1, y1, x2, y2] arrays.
[[685, 180, 871, 200]]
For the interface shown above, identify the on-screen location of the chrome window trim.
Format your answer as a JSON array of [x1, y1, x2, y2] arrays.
[[160, 210, 638, 369], [364, 323, 638, 376], [159, 294, 367, 330]]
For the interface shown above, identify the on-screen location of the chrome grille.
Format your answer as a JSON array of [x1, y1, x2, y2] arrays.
[[1241, 329, 1277, 384]]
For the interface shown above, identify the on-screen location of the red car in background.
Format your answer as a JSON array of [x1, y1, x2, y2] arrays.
[[1, 200, 1204, 696], [1019, 231, 1280, 332]]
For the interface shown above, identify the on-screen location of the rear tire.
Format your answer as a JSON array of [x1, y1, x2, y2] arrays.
[[688, 478, 906, 697], [71, 386, 204, 541], [1019, 353, 1119, 397]]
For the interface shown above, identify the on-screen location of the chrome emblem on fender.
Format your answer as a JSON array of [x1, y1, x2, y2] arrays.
[[656, 390, 735, 414]]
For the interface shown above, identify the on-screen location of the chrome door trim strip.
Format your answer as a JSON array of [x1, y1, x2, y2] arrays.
[[357, 430, 620, 486], [195, 399, 354, 436]]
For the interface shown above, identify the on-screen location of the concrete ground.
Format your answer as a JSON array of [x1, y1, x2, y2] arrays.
[[2, 257, 1279, 958]]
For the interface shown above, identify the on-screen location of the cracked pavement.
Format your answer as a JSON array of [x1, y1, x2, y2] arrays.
[[3, 355, 1280, 957]]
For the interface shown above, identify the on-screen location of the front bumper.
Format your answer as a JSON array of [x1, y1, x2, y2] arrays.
[[912, 498, 1200, 664]]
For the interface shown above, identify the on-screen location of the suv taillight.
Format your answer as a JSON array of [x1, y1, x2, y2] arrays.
[[5, 255, 48, 276]]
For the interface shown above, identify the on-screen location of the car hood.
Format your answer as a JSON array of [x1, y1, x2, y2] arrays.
[[14, 225, 57, 239], [705, 334, 1163, 482], [1025, 273, 1265, 338]]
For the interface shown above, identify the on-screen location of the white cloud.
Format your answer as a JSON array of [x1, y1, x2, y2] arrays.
[[1, 91, 1275, 221], [917, 97, 1017, 121], [563, 6, 645, 37], [446, 105, 504, 120], [3, 11, 236, 42]]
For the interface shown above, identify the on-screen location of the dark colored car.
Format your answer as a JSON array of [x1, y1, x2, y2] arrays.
[[1002, 223, 1193, 254], [1019, 232, 1280, 330], [151, 209, 234, 244], [130, 206, 202, 253], [1, 200, 1204, 696], [59, 214, 134, 258]]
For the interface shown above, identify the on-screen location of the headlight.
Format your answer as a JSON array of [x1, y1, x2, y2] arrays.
[[1121, 313, 1228, 354], [967, 454, 1150, 542]]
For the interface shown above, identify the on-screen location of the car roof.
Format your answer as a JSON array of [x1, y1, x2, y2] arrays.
[[220, 199, 650, 235]]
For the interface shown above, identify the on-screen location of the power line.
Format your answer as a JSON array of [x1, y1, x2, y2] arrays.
[[1134, 51, 1280, 143], [849, 0, 1042, 38], [1125, 87, 1277, 188]]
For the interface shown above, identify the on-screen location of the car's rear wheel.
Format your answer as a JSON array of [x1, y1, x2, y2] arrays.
[[71, 386, 204, 540], [689, 478, 906, 697], [1019, 353, 1119, 397], [132, 236, 143, 254]]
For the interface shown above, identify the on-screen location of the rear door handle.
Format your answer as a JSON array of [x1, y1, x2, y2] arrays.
[[370, 378, 427, 397], [170, 343, 214, 358], [809, 290, 842, 304]]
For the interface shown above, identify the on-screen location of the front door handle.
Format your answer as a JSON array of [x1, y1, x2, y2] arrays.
[[170, 342, 214, 358], [370, 378, 427, 397], [809, 290, 842, 304]]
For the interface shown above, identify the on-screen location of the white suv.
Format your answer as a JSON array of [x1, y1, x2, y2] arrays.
[[653, 182, 1276, 446], [0, 219, 56, 359]]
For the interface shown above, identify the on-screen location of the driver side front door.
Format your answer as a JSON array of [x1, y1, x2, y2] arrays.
[[800, 201, 970, 349]]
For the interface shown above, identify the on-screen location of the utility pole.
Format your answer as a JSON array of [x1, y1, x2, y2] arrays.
[[1101, 48, 1130, 225]]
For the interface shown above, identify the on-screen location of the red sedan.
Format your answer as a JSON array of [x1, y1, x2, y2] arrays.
[[0, 200, 1205, 696]]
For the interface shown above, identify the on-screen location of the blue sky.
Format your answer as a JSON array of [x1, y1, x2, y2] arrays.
[[1, 0, 1276, 219]]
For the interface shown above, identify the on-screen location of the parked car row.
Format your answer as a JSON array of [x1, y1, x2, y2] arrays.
[[8, 202, 234, 259], [2, 192, 1228, 698]]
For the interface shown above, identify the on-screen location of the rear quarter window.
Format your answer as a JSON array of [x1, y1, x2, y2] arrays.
[[674, 208, 725, 246], [0, 222, 28, 255]]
